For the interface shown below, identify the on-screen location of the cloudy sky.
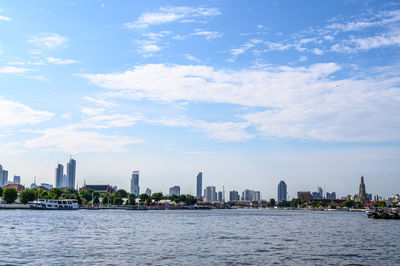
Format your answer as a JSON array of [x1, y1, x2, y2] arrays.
[[0, 0, 399, 199]]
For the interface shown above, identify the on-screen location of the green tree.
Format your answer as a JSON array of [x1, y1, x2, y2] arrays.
[[379, 201, 386, 208], [184, 194, 197, 205], [18, 189, 36, 204], [93, 196, 100, 205], [115, 189, 128, 199], [48, 188, 63, 199], [0, 187, 3, 198], [101, 196, 109, 206], [138, 193, 149, 203], [269, 198, 276, 207], [127, 194, 136, 205], [3, 188, 18, 204], [340, 200, 355, 208], [79, 189, 97, 202], [113, 197, 123, 205], [169, 194, 180, 203], [290, 198, 301, 208], [151, 192, 163, 203]]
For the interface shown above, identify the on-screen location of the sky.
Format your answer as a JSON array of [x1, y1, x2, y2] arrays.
[[0, 0, 399, 200]]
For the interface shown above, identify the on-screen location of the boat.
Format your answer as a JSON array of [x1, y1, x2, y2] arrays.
[[30, 199, 78, 210]]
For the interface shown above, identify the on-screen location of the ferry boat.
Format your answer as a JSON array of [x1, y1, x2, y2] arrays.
[[30, 199, 78, 210]]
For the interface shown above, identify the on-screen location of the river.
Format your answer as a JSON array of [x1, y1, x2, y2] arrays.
[[0, 209, 398, 265]]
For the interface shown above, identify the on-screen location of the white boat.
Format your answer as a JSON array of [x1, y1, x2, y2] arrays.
[[30, 199, 78, 210]]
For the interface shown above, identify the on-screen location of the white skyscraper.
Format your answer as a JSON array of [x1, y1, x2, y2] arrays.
[[55, 164, 64, 188], [66, 158, 76, 188], [131, 171, 140, 196], [13, 175, 21, 185], [0, 164, 8, 187], [204, 186, 216, 202], [169, 185, 181, 196]]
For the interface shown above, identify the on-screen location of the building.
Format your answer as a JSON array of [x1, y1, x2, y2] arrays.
[[229, 190, 240, 201], [312, 187, 324, 199], [40, 183, 53, 191], [66, 158, 76, 188], [169, 185, 180, 196], [0, 164, 9, 187], [217, 191, 223, 202], [145, 188, 152, 196], [196, 172, 202, 199], [3, 184, 25, 192], [242, 189, 253, 201], [13, 175, 21, 185], [204, 186, 216, 202], [277, 181, 287, 202], [80, 184, 116, 194], [55, 164, 64, 188], [253, 191, 261, 201], [297, 191, 313, 202], [355, 176, 369, 203], [326, 192, 336, 200], [131, 170, 140, 196]]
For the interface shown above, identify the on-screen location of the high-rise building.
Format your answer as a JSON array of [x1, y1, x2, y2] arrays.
[[204, 186, 216, 202], [0, 164, 9, 187], [277, 181, 287, 202], [326, 192, 336, 199], [13, 175, 21, 185], [217, 191, 223, 202], [145, 188, 152, 196], [253, 191, 261, 201], [55, 164, 64, 188], [62, 174, 67, 188], [131, 170, 140, 196], [229, 190, 240, 201], [242, 189, 253, 201], [66, 158, 76, 188], [169, 185, 180, 196], [196, 172, 202, 199]]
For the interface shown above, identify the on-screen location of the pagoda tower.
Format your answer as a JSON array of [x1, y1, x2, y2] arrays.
[[355, 176, 369, 203]]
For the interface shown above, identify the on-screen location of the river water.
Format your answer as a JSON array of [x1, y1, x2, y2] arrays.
[[0, 209, 398, 265]]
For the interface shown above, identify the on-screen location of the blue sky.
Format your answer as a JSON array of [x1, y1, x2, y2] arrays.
[[0, 0, 399, 199]]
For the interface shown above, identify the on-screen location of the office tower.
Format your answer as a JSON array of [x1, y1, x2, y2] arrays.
[[145, 188, 152, 196], [0, 164, 8, 187], [55, 164, 64, 188], [13, 175, 21, 185], [204, 186, 216, 202], [196, 172, 202, 199], [277, 181, 287, 202], [62, 174, 67, 188], [326, 192, 336, 200], [253, 191, 261, 201], [217, 191, 223, 202], [317, 187, 323, 199], [131, 170, 140, 196], [229, 190, 240, 201], [66, 158, 76, 188], [169, 185, 181, 196], [242, 189, 253, 201]]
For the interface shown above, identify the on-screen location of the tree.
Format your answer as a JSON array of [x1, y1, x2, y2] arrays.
[[269, 198, 276, 207], [93, 196, 100, 205], [341, 200, 355, 208], [18, 189, 36, 204], [79, 189, 97, 202], [127, 194, 136, 205], [169, 194, 180, 203], [151, 193, 163, 203], [101, 196, 109, 206], [138, 193, 149, 204], [290, 198, 301, 208], [115, 189, 128, 199], [48, 188, 63, 199], [0, 187, 3, 198], [3, 188, 18, 204], [184, 195, 197, 205], [113, 197, 123, 205]]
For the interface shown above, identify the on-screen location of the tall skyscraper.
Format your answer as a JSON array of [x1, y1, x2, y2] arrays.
[[55, 164, 64, 188], [145, 188, 152, 196], [278, 181, 287, 202], [13, 175, 21, 185], [253, 191, 261, 201], [204, 186, 216, 202], [242, 189, 253, 201], [169, 185, 181, 196], [196, 172, 202, 199], [66, 158, 76, 188], [0, 164, 8, 187], [217, 191, 223, 202], [229, 190, 240, 201], [131, 170, 140, 196]]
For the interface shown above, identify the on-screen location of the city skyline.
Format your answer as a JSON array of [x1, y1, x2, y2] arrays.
[[0, 1, 399, 199]]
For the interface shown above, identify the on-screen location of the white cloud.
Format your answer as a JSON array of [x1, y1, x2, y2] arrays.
[[0, 15, 10, 21], [84, 96, 117, 107], [312, 48, 323, 55], [0, 66, 32, 74], [27, 33, 68, 50], [0, 97, 54, 127], [141, 44, 162, 53], [24, 126, 143, 153], [79, 63, 400, 142], [124, 6, 220, 29], [46, 57, 78, 65], [184, 54, 200, 62], [230, 39, 262, 60]]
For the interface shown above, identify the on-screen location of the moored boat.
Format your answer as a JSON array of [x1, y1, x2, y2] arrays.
[[30, 199, 78, 210]]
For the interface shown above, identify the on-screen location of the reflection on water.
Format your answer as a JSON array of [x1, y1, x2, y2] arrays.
[[0, 209, 398, 265]]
